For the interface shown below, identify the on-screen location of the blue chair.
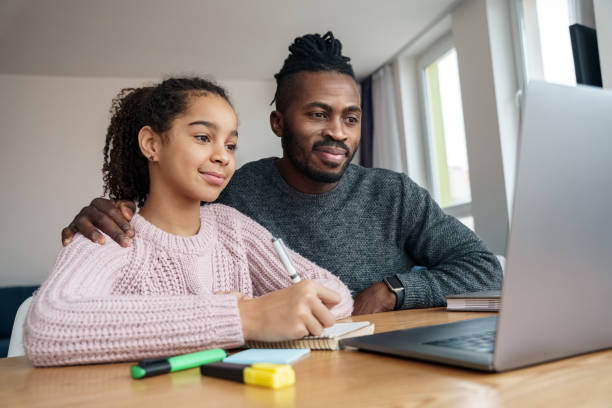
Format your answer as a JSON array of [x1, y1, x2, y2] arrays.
[[0, 286, 39, 357]]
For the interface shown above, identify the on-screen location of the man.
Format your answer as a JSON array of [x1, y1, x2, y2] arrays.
[[62, 32, 502, 314]]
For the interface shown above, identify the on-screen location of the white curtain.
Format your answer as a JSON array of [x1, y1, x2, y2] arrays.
[[371, 63, 407, 173]]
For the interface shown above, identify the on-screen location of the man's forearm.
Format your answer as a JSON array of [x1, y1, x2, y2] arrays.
[[396, 251, 502, 309]]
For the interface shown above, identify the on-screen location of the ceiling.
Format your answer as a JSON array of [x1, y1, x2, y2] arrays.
[[0, 0, 457, 80]]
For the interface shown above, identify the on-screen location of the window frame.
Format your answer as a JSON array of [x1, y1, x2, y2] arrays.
[[513, 0, 578, 87], [416, 32, 473, 221]]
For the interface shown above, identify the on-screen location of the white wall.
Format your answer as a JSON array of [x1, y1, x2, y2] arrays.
[[0, 74, 279, 286], [224, 79, 282, 166]]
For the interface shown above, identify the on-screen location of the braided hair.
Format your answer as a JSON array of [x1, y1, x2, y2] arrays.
[[102, 77, 232, 207], [272, 31, 355, 112]]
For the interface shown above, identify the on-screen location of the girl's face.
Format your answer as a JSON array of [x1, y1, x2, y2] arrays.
[[155, 93, 238, 203]]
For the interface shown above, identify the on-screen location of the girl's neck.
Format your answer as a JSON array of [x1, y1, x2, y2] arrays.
[[139, 188, 202, 237]]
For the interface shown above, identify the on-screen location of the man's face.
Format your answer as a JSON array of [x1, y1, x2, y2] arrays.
[[278, 71, 361, 183]]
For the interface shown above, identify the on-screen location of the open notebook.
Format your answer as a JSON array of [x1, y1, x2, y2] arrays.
[[245, 322, 375, 350]]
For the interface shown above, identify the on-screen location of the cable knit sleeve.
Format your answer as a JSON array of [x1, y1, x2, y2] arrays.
[[227, 207, 353, 319], [23, 235, 244, 367]]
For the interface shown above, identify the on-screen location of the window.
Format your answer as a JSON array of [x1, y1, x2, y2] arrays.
[[419, 36, 473, 229], [516, 0, 576, 86]]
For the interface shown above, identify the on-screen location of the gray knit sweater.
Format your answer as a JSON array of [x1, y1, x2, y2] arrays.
[[216, 157, 502, 309]]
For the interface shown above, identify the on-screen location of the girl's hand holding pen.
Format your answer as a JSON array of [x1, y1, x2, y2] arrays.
[[238, 280, 340, 342]]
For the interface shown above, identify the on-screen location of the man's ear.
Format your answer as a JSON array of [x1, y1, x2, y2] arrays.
[[138, 126, 162, 162], [270, 111, 283, 138]]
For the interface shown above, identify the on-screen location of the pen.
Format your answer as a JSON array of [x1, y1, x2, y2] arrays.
[[201, 361, 296, 389], [271, 237, 301, 283], [130, 348, 227, 379]]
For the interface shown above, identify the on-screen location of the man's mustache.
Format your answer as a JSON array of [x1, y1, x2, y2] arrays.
[[312, 140, 350, 156]]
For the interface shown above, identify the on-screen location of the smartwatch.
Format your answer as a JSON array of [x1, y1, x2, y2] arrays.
[[383, 275, 405, 310]]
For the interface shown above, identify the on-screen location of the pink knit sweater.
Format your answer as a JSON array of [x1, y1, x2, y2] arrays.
[[24, 204, 353, 366]]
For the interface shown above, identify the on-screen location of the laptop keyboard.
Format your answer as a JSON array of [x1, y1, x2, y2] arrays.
[[424, 330, 496, 353]]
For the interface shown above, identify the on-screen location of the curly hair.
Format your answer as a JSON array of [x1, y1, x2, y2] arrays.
[[272, 31, 355, 112], [102, 77, 232, 207]]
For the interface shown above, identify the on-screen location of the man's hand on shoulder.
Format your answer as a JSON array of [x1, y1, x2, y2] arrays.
[[352, 282, 396, 315], [61, 198, 136, 247]]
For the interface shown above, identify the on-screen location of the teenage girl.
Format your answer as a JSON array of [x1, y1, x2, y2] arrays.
[[24, 77, 353, 366]]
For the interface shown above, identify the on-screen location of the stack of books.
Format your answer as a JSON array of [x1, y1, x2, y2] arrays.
[[446, 290, 501, 311]]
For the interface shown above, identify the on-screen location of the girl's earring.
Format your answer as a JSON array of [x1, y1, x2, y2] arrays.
[[149, 155, 155, 161]]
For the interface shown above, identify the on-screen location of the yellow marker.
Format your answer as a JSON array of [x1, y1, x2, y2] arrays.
[[200, 362, 295, 389]]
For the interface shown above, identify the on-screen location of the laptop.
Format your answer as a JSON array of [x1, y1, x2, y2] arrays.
[[340, 81, 612, 372]]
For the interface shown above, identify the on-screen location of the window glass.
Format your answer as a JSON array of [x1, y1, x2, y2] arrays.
[[520, 0, 576, 85], [424, 48, 471, 208]]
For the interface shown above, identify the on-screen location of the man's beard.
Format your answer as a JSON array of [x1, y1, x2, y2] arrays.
[[281, 123, 357, 183]]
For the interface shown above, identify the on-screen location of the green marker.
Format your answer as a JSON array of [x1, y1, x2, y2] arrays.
[[131, 348, 227, 379]]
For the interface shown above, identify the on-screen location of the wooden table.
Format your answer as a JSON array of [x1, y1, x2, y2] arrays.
[[1, 308, 611, 407]]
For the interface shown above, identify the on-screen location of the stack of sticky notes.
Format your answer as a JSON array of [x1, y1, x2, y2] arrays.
[[223, 348, 310, 365]]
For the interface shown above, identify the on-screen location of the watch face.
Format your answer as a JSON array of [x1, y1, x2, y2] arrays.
[[386, 275, 403, 290]]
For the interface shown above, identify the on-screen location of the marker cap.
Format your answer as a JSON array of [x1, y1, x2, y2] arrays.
[[131, 358, 171, 379], [244, 363, 295, 389]]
